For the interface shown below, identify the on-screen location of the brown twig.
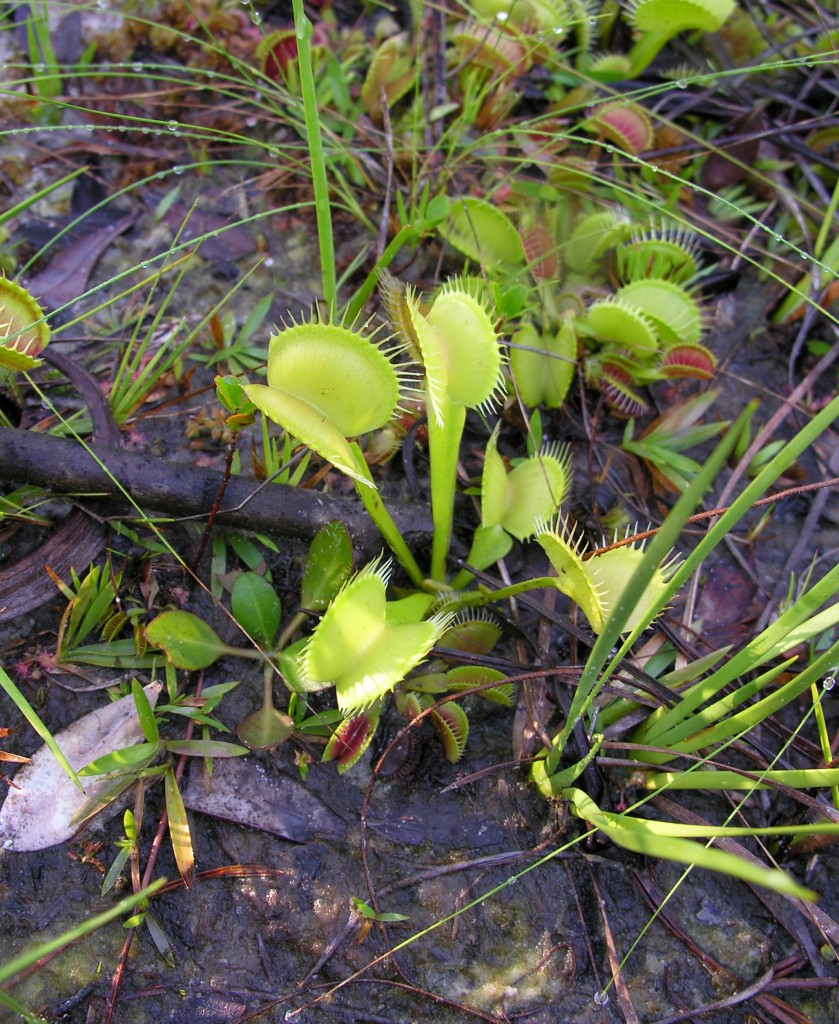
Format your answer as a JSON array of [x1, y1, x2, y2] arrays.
[[591, 475, 839, 557]]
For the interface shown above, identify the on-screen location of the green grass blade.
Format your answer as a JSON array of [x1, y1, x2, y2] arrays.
[[640, 564, 839, 744], [291, 0, 335, 308], [563, 788, 815, 901], [0, 878, 167, 987], [534, 402, 756, 789], [643, 767, 839, 791], [0, 666, 82, 791]]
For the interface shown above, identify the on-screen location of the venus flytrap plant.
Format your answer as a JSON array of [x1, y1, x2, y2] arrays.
[[623, 0, 737, 77], [452, 425, 572, 588], [302, 558, 456, 770], [534, 516, 680, 636], [7, 7, 839, 1014], [508, 316, 578, 409], [301, 557, 453, 717], [381, 273, 507, 581], [242, 308, 425, 585], [0, 277, 50, 372]]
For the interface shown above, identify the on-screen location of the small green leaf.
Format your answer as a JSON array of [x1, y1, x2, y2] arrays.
[[424, 193, 449, 224], [301, 521, 353, 611], [163, 740, 249, 757], [351, 897, 378, 919], [78, 742, 159, 776], [165, 766, 195, 889], [351, 896, 409, 922], [231, 572, 282, 645], [215, 374, 248, 413], [144, 910, 177, 968], [101, 842, 133, 897], [146, 611, 229, 670], [132, 677, 159, 745], [236, 704, 296, 750]]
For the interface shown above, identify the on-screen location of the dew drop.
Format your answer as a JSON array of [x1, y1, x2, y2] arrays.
[[132, 62, 143, 72], [140, 261, 150, 269], [594, 991, 609, 1006], [33, 63, 45, 73], [506, 875, 518, 885], [823, 674, 835, 690], [252, 11, 262, 23], [675, 79, 687, 89], [800, 252, 809, 260], [173, 165, 185, 175], [167, 119, 179, 132]]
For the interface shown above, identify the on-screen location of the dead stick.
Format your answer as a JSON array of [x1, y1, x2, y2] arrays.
[[0, 427, 432, 547]]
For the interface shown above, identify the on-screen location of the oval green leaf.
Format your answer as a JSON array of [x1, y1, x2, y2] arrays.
[[146, 610, 228, 670], [231, 572, 282, 645], [301, 521, 353, 611]]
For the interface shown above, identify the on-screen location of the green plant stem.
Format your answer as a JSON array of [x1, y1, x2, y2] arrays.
[[815, 172, 839, 260], [626, 31, 670, 77], [349, 443, 425, 587], [428, 396, 466, 582], [291, 0, 335, 309], [453, 576, 559, 609], [276, 609, 309, 652], [810, 682, 839, 811], [345, 224, 420, 323]]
